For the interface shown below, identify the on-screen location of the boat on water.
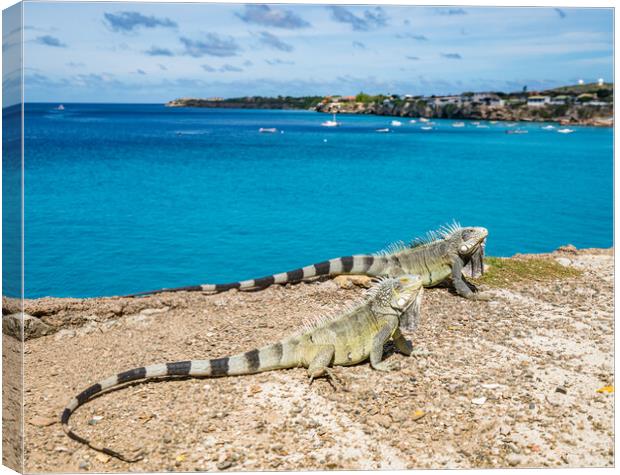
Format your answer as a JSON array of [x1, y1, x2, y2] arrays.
[[421, 126, 433, 131], [321, 113, 340, 127], [56, 104, 65, 111], [391, 120, 402, 127], [505, 129, 528, 135], [419, 118, 430, 123], [452, 122, 465, 128], [476, 124, 490, 129], [489, 121, 498, 124], [542, 125, 556, 130], [409, 119, 417, 124], [471, 121, 480, 126], [557, 128, 575, 134], [376, 128, 390, 133], [259, 127, 278, 133]]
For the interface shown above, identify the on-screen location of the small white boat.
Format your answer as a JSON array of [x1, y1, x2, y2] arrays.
[[419, 117, 430, 123], [376, 128, 390, 133], [542, 125, 556, 130], [452, 122, 465, 128], [471, 121, 480, 126], [557, 128, 575, 134], [409, 119, 417, 124], [490, 121, 498, 124], [321, 113, 340, 127], [259, 127, 278, 133], [391, 120, 402, 127], [505, 129, 528, 135], [56, 104, 65, 111], [421, 126, 433, 131], [476, 124, 490, 129]]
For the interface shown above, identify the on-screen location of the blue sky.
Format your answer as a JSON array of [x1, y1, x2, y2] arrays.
[[8, 2, 615, 103]]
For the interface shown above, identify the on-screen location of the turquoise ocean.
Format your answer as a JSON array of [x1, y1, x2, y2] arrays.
[[7, 103, 613, 298]]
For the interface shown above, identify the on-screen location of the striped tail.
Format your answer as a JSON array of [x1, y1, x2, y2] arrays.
[[60, 343, 292, 462], [124, 254, 389, 297]]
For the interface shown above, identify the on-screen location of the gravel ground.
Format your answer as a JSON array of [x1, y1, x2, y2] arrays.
[[11, 248, 614, 472]]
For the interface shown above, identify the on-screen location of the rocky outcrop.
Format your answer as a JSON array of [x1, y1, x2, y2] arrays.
[[315, 101, 613, 126], [2, 313, 53, 340]]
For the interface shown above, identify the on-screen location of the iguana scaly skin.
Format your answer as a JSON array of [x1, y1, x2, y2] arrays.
[[61, 275, 425, 462], [126, 223, 488, 300]]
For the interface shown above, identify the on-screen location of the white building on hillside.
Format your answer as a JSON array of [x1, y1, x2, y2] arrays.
[[468, 93, 504, 106], [527, 95, 551, 107]]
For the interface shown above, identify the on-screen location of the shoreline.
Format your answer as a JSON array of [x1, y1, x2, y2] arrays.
[[164, 102, 612, 127]]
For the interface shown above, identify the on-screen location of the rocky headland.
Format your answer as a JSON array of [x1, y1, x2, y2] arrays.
[[166, 82, 613, 127], [314, 99, 613, 127]]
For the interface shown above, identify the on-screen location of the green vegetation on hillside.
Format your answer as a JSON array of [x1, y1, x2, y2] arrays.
[[223, 95, 324, 108], [547, 82, 612, 95], [355, 92, 389, 104]]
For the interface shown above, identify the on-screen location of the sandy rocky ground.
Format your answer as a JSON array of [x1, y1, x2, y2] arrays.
[[2, 247, 614, 472]]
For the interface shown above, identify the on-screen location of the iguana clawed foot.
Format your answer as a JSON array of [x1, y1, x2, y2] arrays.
[[372, 359, 401, 372], [308, 367, 348, 391]]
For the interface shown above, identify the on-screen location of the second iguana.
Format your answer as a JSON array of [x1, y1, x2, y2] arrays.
[[126, 223, 488, 300]]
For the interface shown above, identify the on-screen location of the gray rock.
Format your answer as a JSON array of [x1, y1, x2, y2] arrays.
[[216, 460, 233, 470], [3, 313, 53, 340]]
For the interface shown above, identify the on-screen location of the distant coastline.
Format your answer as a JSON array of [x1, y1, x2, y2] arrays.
[[166, 82, 613, 127]]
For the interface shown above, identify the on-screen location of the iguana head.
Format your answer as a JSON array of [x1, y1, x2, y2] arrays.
[[409, 223, 488, 276], [452, 226, 488, 278], [455, 226, 488, 255], [369, 275, 424, 331], [390, 274, 424, 312], [393, 275, 425, 331]]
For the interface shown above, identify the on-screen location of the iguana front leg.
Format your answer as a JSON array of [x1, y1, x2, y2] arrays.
[[370, 316, 401, 372], [452, 256, 491, 301], [393, 328, 430, 357], [306, 345, 335, 380], [305, 345, 346, 389]]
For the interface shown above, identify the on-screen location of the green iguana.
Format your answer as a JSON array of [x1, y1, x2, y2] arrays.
[[125, 223, 488, 301], [61, 275, 425, 462]]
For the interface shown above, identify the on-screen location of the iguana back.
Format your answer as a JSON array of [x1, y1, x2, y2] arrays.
[[125, 223, 488, 300]]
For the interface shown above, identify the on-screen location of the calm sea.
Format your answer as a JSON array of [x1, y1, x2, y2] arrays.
[[8, 103, 614, 298]]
